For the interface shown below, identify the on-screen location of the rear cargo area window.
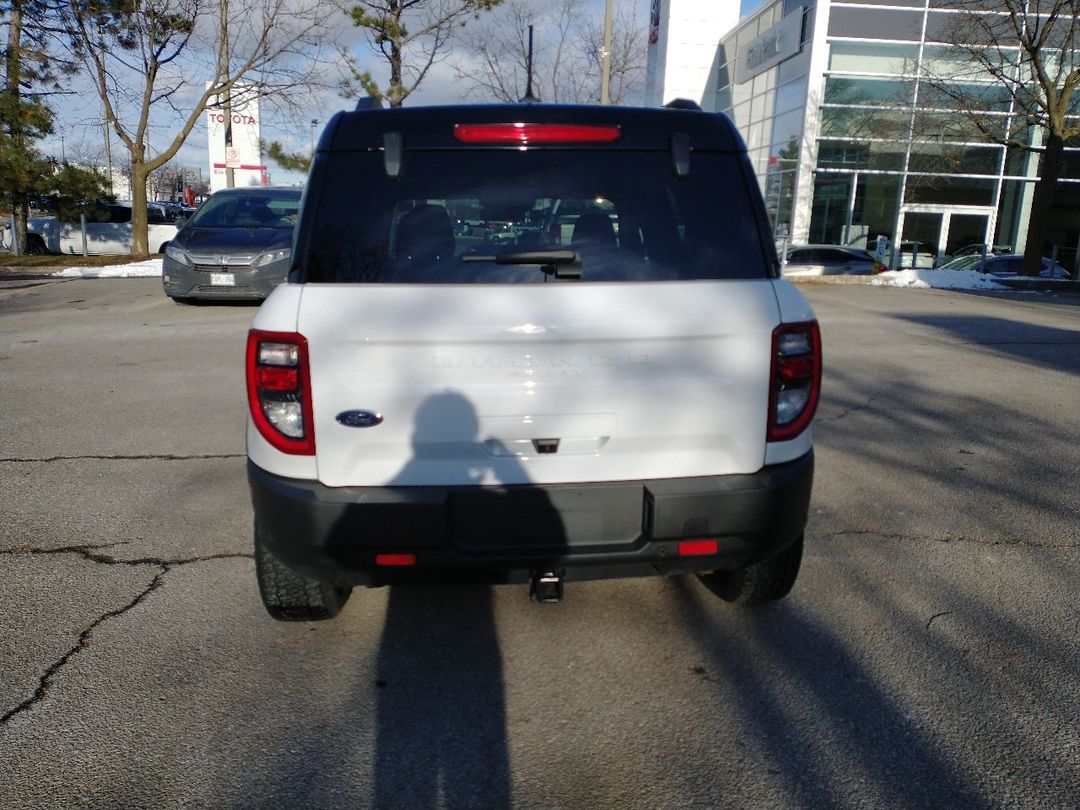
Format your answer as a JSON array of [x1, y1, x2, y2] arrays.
[[302, 151, 770, 283]]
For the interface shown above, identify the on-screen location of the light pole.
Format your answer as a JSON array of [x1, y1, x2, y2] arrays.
[[600, 0, 613, 104], [220, 0, 234, 188], [310, 119, 320, 157]]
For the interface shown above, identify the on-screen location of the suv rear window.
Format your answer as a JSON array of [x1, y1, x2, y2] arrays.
[[301, 150, 771, 283]]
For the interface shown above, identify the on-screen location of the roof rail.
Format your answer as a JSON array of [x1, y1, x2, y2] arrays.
[[664, 98, 703, 111], [355, 96, 383, 111]]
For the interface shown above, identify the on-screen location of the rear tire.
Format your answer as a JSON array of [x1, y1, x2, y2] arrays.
[[698, 535, 804, 605], [254, 522, 352, 621], [25, 235, 47, 256]]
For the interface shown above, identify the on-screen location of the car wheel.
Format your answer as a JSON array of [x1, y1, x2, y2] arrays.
[[25, 235, 47, 256], [156, 242, 169, 254], [168, 295, 195, 305], [697, 535, 803, 605], [254, 521, 352, 621]]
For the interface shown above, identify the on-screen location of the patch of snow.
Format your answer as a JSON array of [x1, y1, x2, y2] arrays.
[[51, 258, 163, 278], [870, 268, 1006, 290]]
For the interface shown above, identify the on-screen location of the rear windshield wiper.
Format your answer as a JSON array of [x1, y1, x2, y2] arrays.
[[462, 249, 582, 279]]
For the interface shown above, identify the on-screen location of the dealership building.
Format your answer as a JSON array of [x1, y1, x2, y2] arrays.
[[646, 0, 1080, 270]]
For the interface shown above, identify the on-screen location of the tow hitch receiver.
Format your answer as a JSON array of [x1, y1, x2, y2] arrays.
[[530, 570, 564, 603]]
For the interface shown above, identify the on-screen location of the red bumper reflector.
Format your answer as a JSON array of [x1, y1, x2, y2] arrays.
[[375, 553, 417, 567], [678, 540, 719, 557], [454, 123, 621, 144]]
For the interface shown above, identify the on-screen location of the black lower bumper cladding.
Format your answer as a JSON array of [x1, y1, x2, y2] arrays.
[[249, 451, 814, 587]]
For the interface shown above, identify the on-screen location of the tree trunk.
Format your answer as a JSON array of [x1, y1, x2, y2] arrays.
[[130, 157, 150, 257], [11, 202, 28, 255], [389, 39, 404, 107], [5, 0, 28, 254], [1022, 132, 1064, 276]]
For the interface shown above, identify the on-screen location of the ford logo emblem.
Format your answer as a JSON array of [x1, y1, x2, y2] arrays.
[[336, 410, 383, 428]]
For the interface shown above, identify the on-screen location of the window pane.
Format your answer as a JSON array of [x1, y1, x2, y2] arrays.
[[917, 82, 1014, 113], [303, 151, 772, 283], [920, 45, 1019, 82], [829, 8, 924, 41], [825, 76, 914, 106], [908, 144, 1002, 174], [828, 41, 919, 74], [913, 111, 1008, 142], [821, 107, 911, 139], [775, 77, 807, 115], [770, 109, 804, 155], [905, 176, 996, 206], [817, 139, 905, 171]]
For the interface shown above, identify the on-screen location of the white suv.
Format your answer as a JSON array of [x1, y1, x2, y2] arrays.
[[245, 101, 821, 620]]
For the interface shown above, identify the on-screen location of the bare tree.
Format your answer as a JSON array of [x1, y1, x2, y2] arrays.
[[918, 0, 1080, 275], [452, 0, 643, 104], [58, 0, 343, 256], [342, 0, 503, 107]]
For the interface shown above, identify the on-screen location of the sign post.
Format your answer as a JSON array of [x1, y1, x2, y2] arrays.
[[206, 83, 265, 192]]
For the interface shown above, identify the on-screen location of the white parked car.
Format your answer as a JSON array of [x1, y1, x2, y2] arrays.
[[245, 101, 822, 620], [6, 201, 178, 256]]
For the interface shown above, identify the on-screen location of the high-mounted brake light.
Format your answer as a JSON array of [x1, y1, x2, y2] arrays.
[[767, 321, 822, 443], [453, 123, 621, 144], [246, 329, 315, 455]]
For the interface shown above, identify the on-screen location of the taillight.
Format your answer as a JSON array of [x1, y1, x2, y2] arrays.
[[246, 330, 315, 455], [453, 123, 622, 144], [767, 321, 821, 442]]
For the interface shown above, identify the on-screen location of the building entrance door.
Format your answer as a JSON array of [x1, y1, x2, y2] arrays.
[[897, 207, 995, 267]]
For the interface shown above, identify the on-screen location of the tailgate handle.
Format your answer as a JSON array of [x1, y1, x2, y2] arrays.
[[532, 438, 560, 454]]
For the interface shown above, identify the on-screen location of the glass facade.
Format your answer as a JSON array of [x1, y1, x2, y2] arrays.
[[707, 0, 1080, 272]]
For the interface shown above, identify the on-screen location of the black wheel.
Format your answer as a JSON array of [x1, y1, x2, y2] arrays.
[[25, 235, 47, 256], [168, 295, 194, 305], [698, 535, 804, 605], [254, 522, 352, 621]]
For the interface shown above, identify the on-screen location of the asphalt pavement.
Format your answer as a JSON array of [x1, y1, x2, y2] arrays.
[[1, 277, 1078, 809]]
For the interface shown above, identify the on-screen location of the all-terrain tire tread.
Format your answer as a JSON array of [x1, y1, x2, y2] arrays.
[[700, 535, 804, 606], [254, 527, 350, 621]]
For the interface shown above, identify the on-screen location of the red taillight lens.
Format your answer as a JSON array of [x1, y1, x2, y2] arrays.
[[246, 330, 315, 455], [375, 553, 417, 567], [767, 321, 821, 442], [453, 123, 622, 144]]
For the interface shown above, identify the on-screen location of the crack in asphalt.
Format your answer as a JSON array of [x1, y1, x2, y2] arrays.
[[926, 611, 954, 630], [0, 544, 253, 725], [816, 396, 877, 423], [0, 453, 245, 463]]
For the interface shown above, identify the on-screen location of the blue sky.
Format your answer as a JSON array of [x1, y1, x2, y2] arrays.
[[41, 0, 675, 188]]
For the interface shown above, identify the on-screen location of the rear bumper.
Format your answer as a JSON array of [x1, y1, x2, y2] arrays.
[[248, 451, 814, 588]]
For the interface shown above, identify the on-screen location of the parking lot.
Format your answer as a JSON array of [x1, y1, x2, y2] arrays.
[[1, 277, 1078, 809]]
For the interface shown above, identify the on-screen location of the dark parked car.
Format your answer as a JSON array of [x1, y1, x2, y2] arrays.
[[938, 253, 1071, 278], [162, 187, 301, 302], [783, 245, 878, 277], [934, 243, 1013, 266]]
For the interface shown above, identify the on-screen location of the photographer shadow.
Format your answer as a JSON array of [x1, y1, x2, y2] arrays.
[[371, 391, 567, 809]]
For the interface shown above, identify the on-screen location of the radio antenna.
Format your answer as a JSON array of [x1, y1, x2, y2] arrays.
[[520, 25, 539, 103]]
